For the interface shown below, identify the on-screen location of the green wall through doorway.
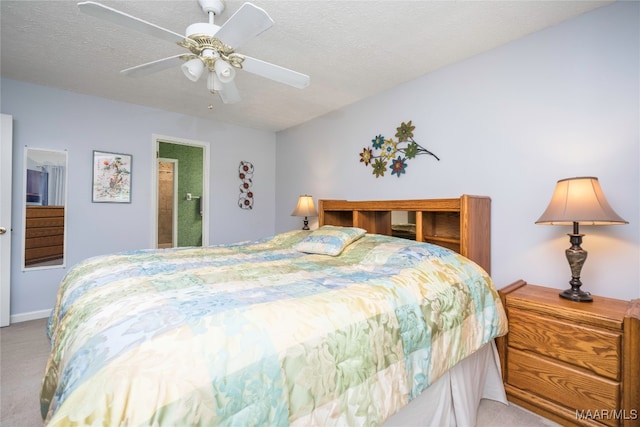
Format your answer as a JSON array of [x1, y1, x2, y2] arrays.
[[158, 142, 203, 247]]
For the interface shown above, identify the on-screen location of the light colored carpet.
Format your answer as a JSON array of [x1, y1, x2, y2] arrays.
[[1, 318, 559, 427], [1, 319, 51, 427]]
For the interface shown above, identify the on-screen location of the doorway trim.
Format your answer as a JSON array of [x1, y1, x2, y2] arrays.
[[150, 134, 210, 248]]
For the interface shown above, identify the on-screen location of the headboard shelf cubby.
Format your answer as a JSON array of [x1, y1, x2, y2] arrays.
[[318, 195, 491, 274]]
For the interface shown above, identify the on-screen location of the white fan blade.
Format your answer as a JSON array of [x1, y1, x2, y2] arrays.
[[216, 3, 274, 49], [218, 80, 241, 104], [121, 54, 188, 77], [240, 55, 310, 89], [78, 1, 185, 45]]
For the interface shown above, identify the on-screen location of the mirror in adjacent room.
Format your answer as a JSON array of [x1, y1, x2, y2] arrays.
[[22, 147, 67, 270], [391, 211, 417, 240]]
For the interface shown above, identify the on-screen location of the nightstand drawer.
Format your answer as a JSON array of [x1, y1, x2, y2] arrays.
[[508, 308, 621, 380], [508, 348, 620, 426]]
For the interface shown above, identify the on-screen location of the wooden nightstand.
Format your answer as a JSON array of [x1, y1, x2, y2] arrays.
[[496, 280, 640, 427]]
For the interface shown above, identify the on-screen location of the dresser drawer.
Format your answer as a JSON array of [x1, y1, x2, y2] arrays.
[[508, 308, 621, 381], [508, 348, 620, 426]]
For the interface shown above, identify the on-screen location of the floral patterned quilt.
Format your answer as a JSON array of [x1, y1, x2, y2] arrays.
[[41, 230, 507, 426]]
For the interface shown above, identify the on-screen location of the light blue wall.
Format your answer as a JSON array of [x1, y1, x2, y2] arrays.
[[275, 2, 640, 300], [3, 1, 639, 319], [3, 80, 276, 317]]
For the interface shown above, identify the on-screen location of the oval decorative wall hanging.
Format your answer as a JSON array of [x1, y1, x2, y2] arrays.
[[238, 161, 254, 209], [359, 121, 440, 178]]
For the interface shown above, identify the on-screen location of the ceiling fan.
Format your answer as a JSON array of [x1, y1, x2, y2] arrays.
[[77, 0, 310, 104]]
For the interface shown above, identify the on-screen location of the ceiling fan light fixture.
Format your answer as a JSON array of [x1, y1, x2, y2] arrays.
[[207, 71, 222, 92], [182, 58, 205, 82], [214, 59, 236, 83]]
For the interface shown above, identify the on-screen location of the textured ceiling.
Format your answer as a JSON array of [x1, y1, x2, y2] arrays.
[[1, 0, 612, 132]]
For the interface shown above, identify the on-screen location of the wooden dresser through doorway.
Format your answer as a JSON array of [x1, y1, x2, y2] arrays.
[[24, 205, 64, 265]]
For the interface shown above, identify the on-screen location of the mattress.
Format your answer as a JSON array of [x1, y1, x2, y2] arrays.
[[41, 228, 508, 426]]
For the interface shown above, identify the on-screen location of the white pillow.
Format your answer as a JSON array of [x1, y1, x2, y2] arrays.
[[294, 225, 367, 256]]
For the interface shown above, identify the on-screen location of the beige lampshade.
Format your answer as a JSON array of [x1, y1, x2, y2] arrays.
[[291, 195, 317, 217], [535, 177, 628, 226]]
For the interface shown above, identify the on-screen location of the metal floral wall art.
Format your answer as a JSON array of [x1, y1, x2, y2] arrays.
[[359, 121, 440, 178], [238, 161, 254, 209]]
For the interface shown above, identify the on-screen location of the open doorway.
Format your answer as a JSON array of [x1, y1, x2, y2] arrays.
[[151, 135, 209, 249]]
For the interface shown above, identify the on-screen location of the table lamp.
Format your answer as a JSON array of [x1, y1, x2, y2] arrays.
[[291, 195, 317, 230], [535, 177, 627, 302]]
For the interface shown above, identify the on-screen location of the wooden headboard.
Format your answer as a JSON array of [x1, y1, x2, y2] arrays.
[[318, 195, 491, 274]]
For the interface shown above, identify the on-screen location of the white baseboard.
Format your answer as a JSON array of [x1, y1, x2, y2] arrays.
[[10, 309, 51, 324]]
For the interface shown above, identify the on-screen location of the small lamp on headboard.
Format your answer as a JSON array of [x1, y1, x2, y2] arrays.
[[291, 195, 317, 230], [535, 176, 628, 302]]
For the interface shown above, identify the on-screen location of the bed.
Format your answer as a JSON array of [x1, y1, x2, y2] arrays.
[[41, 200, 508, 426]]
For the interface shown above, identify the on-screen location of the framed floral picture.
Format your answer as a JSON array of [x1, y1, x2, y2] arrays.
[[92, 150, 132, 203]]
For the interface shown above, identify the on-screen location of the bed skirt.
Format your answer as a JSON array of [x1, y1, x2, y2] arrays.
[[383, 340, 507, 427]]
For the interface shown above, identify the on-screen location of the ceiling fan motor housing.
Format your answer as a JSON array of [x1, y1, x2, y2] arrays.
[[182, 22, 236, 71], [185, 23, 220, 39]]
